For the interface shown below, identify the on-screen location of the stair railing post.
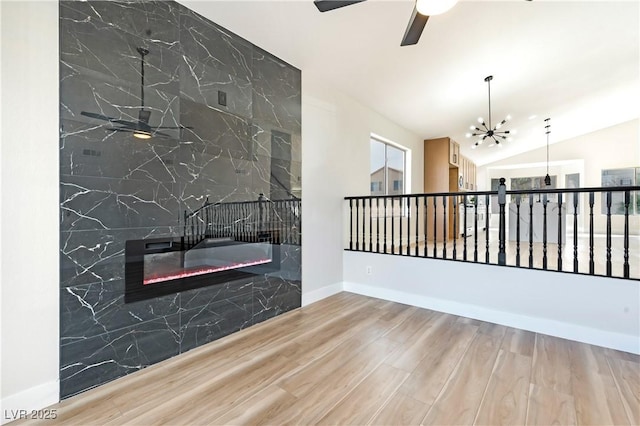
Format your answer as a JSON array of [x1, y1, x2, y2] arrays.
[[498, 177, 507, 266]]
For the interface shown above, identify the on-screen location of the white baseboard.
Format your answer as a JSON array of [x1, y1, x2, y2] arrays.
[[302, 282, 344, 307], [343, 281, 640, 355], [1, 381, 59, 425]]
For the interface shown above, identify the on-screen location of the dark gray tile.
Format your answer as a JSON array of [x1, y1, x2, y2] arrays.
[[61, 280, 181, 345], [252, 50, 301, 133], [180, 277, 254, 311], [60, 176, 180, 232], [252, 276, 301, 325], [179, 8, 253, 83], [180, 293, 253, 353], [60, 313, 180, 398], [60, 227, 177, 288]]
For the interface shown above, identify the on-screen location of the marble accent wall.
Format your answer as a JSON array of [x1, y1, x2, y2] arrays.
[[59, 0, 301, 398]]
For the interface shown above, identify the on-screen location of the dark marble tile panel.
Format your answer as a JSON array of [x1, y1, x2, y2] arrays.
[[278, 244, 302, 281], [60, 176, 180, 232], [179, 7, 253, 83], [178, 182, 257, 214], [60, 63, 183, 141], [60, 226, 176, 288], [174, 152, 254, 192], [61, 0, 181, 53], [61, 280, 181, 345], [270, 159, 301, 201], [179, 56, 252, 120], [180, 98, 252, 160], [252, 276, 301, 325], [252, 50, 301, 132], [250, 122, 301, 164], [180, 276, 253, 311], [60, 313, 180, 398], [60, 5, 180, 95], [60, 119, 180, 182], [180, 293, 253, 353]]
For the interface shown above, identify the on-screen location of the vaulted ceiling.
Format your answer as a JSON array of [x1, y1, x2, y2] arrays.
[[179, 0, 639, 166]]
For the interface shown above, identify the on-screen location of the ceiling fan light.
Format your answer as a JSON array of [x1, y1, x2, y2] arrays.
[[416, 0, 458, 16], [133, 130, 152, 140]]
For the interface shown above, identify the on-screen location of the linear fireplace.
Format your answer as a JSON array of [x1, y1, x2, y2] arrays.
[[125, 196, 299, 303]]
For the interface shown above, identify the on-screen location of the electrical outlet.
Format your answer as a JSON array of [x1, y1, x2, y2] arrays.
[[366, 266, 372, 275]]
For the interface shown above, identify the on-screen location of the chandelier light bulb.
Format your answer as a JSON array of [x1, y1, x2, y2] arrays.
[[416, 0, 458, 16], [506, 114, 512, 120], [477, 117, 484, 124], [465, 132, 471, 138]]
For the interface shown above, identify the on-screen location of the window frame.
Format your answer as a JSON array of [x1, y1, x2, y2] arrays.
[[370, 135, 408, 197]]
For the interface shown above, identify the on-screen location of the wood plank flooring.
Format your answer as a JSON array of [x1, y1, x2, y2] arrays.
[[13, 293, 640, 425]]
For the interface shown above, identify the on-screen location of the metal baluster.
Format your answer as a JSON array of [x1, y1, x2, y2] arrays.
[[557, 193, 563, 271], [573, 192, 579, 273], [624, 190, 630, 278], [515, 195, 521, 267], [415, 196, 419, 257], [376, 197, 380, 253], [369, 198, 373, 252], [474, 196, 479, 262], [485, 193, 490, 264], [606, 191, 612, 276], [442, 196, 447, 259], [542, 193, 548, 270], [399, 197, 404, 255], [423, 196, 428, 257], [402, 197, 411, 256], [356, 199, 360, 251], [529, 196, 534, 268], [453, 195, 457, 260], [589, 192, 595, 275], [463, 194, 468, 261], [498, 178, 506, 266], [433, 197, 437, 258]]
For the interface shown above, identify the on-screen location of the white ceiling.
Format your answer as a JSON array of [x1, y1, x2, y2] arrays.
[[179, 0, 640, 166]]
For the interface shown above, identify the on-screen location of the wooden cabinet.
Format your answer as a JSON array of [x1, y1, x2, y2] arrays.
[[424, 137, 477, 241], [458, 155, 477, 191]]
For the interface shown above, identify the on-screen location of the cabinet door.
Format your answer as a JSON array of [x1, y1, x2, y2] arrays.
[[449, 139, 460, 167]]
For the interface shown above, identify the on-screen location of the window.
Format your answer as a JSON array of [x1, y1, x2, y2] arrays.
[[370, 137, 406, 196], [510, 175, 557, 202], [601, 167, 640, 215]]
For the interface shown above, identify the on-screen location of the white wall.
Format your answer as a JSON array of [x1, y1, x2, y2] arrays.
[[301, 74, 422, 305], [343, 251, 640, 354], [0, 1, 60, 421]]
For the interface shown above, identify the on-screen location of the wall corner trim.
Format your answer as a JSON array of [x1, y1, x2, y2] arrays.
[[302, 282, 344, 307]]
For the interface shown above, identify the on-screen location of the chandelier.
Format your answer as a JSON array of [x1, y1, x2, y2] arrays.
[[467, 75, 514, 148]]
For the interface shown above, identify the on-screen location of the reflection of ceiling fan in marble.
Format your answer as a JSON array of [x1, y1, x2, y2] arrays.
[[81, 47, 188, 140]]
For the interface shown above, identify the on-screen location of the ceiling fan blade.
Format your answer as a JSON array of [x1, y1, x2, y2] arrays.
[[400, 6, 429, 46], [152, 125, 193, 130], [81, 111, 140, 128], [313, 0, 366, 12]]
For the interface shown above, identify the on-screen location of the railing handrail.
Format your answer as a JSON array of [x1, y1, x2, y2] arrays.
[[345, 185, 640, 201]]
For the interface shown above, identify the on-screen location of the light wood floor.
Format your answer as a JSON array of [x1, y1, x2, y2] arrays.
[[14, 293, 640, 425]]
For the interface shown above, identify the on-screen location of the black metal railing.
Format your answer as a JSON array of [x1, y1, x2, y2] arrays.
[[184, 194, 301, 249], [345, 179, 639, 280]]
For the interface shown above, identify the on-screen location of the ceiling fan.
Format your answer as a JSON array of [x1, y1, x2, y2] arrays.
[[314, 0, 532, 46], [81, 47, 189, 140]]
